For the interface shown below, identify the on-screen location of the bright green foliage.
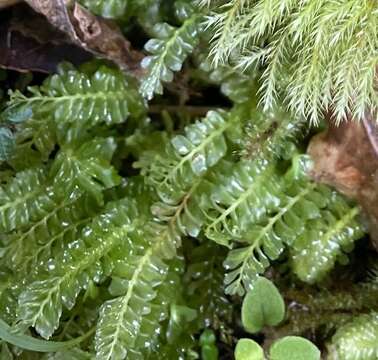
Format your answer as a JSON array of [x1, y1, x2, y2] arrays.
[[6, 63, 144, 129], [235, 339, 264, 360], [140, 110, 231, 202], [94, 229, 169, 360], [328, 313, 378, 360], [138, 96, 364, 299], [241, 277, 285, 333], [16, 199, 139, 340], [203, 158, 282, 248], [184, 242, 233, 330], [201, 0, 378, 123], [270, 336, 320, 360], [50, 137, 121, 204], [199, 329, 219, 360], [0, 194, 98, 276], [140, 2, 203, 99], [0, 2, 373, 355], [219, 155, 362, 295], [138, 110, 234, 249], [217, 160, 314, 294], [290, 200, 364, 283], [0, 167, 49, 232]]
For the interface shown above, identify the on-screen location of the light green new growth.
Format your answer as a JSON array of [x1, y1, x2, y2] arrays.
[[140, 2, 203, 100], [202, 0, 378, 123]]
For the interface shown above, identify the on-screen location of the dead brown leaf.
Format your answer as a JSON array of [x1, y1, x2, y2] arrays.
[[308, 115, 378, 250], [23, 0, 142, 73], [0, 0, 20, 9], [0, 5, 91, 73]]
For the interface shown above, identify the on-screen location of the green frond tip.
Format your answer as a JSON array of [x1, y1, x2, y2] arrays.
[[15, 199, 139, 339], [290, 199, 364, 284], [5, 62, 145, 129], [140, 3, 203, 100], [139, 110, 232, 203], [328, 312, 378, 360], [95, 230, 184, 360]]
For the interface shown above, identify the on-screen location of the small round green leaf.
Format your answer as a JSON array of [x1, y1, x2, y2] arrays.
[[270, 336, 320, 360], [200, 329, 219, 360], [241, 277, 285, 333], [235, 339, 264, 360]]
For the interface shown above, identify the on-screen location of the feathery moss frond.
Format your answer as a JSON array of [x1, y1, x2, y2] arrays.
[[203, 0, 378, 123], [205, 0, 251, 66]]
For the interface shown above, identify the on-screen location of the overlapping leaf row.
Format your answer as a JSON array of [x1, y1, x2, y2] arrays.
[[0, 2, 369, 356], [2, 63, 144, 170], [142, 103, 364, 297], [0, 62, 186, 359], [140, 1, 204, 100]]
